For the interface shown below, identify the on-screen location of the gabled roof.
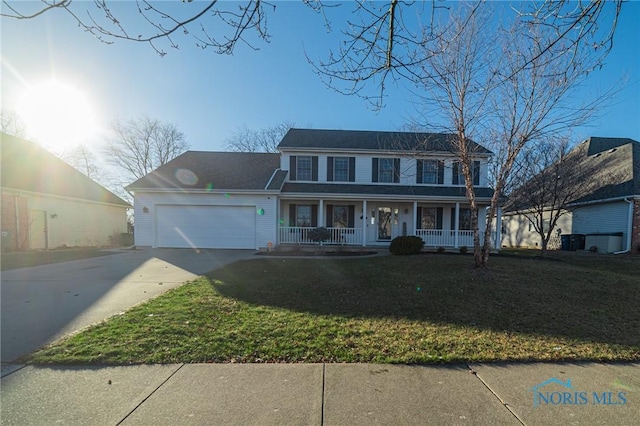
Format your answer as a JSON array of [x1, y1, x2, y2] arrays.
[[278, 128, 493, 155], [127, 151, 281, 191], [504, 136, 639, 212], [1, 133, 130, 207]]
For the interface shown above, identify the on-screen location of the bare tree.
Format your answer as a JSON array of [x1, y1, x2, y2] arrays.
[[313, 1, 621, 108], [402, 3, 621, 267], [1, 0, 301, 56], [60, 144, 103, 181], [104, 116, 189, 182], [1, 109, 28, 138], [506, 140, 582, 256], [225, 121, 294, 153]]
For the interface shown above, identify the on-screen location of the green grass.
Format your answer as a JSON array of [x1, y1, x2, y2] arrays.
[[25, 253, 640, 365], [1, 248, 119, 271]]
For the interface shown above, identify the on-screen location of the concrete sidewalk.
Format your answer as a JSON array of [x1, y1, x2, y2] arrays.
[[1, 362, 638, 425]]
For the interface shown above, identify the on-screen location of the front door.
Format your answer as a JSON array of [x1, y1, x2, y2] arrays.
[[377, 207, 393, 240], [29, 210, 47, 249]]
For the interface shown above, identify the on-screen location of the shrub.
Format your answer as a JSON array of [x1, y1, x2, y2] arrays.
[[436, 246, 446, 254], [308, 227, 332, 244], [389, 236, 424, 255], [459, 246, 468, 254], [588, 245, 598, 253]]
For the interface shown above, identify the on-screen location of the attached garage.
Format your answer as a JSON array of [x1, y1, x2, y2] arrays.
[[156, 205, 256, 249], [127, 151, 285, 250]]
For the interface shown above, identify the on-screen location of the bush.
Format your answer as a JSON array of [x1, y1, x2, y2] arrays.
[[308, 227, 332, 244], [459, 246, 468, 254], [389, 236, 424, 255], [588, 245, 598, 253], [437, 246, 446, 254]]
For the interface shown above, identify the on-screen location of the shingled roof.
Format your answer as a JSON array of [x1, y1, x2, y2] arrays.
[[278, 128, 493, 154], [1, 133, 130, 207], [570, 137, 640, 204], [127, 151, 282, 191], [504, 136, 640, 212]]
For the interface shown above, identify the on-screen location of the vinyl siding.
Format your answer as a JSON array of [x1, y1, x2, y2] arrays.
[[281, 151, 490, 187], [572, 201, 630, 249]]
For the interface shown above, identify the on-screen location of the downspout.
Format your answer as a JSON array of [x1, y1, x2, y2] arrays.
[[14, 193, 20, 250], [614, 197, 634, 255]]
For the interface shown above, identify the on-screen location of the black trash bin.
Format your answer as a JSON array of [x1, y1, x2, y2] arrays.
[[561, 235, 571, 251], [569, 234, 586, 251]]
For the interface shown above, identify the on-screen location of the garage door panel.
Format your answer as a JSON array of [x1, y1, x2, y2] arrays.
[[156, 205, 256, 249]]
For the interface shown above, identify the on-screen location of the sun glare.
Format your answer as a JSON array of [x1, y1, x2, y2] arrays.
[[18, 80, 98, 149]]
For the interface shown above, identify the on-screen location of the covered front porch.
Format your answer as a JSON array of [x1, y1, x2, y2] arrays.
[[278, 199, 500, 248]]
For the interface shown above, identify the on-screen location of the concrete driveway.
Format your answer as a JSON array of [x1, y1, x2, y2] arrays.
[[0, 248, 255, 363]]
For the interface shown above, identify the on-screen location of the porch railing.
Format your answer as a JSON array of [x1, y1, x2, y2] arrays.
[[415, 229, 497, 248], [279, 227, 363, 245], [279, 227, 497, 247]]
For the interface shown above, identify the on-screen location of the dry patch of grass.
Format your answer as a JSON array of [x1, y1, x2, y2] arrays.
[[26, 254, 640, 364]]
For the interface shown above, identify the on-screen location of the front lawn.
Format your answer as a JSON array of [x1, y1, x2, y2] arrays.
[[25, 254, 640, 364]]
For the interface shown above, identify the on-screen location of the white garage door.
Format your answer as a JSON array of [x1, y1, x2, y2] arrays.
[[156, 205, 256, 249]]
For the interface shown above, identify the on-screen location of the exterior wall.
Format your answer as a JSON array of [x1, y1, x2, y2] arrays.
[[571, 201, 629, 250], [280, 151, 490, 188], [501, 210, 572, 249], [134, 191, 277, 249], [1, 190, 127, 250], [25, 194, 128, 248]]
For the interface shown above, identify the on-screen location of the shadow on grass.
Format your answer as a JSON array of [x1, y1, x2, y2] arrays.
[[210, 255, 640, 348]]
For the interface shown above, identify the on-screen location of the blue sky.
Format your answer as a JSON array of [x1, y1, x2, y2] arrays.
[[2, 1, 639, 155]]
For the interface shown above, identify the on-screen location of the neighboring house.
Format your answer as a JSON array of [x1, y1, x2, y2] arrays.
[[128, 129, 497, 250], [502, 137, 640, 253], [1, 133, 131, 251]]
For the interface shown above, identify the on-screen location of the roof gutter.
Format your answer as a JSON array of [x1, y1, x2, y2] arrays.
[[614, 197, 635, 255], [567, 195, 639, 208]]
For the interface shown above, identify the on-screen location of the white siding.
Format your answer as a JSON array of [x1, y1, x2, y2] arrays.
[[133, 192, 277, 249], [399, 158, 415, 185], [280, 151, 491, 188], [502, 210, 573, 249], [572, 201, 629, 249], [355, 156, 372, 183]]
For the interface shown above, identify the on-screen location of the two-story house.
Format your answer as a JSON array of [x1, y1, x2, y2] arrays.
[[127, 129, 497, 250]]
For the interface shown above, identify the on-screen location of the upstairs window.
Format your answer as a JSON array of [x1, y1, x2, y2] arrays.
[[452, 161, 480, 186], [417, 159, 444, 184], [327, 156, 355, 182], [290, 155, 318, 181], [372, 158, 400, 183], [297, 156, 312, 180]]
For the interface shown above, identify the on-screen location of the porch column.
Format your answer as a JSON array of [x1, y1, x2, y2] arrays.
[[318, 199, 324, 227], [495, 205, 502, 249], [362, 200, 367, 247], [412, 201, 418, 236], [454, 202, 460, 248]]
